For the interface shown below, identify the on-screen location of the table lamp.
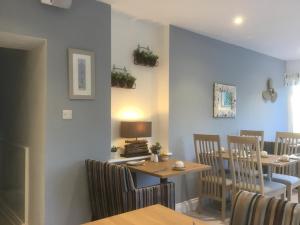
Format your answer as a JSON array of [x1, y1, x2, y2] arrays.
[[120, 121, 152, 157]]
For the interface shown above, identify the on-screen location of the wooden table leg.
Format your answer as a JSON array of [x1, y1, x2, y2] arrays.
[[267, 165, 272, 181], [160, 178, 168, 184]]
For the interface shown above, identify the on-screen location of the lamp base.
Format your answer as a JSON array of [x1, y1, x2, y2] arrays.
[[120, 152, 151, 158], [122, 139, 150, 157], [124, 139, 148, 144]]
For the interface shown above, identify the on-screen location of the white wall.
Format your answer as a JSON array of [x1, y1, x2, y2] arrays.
[[285, 60, 300, 132], [286, 60, 300, 73], [169, 26, 288, 202], [111, 11, 169, 151]]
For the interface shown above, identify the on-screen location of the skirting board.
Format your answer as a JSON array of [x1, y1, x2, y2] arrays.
[[0, 197, 24, 225], [175, 197, 199, 213]]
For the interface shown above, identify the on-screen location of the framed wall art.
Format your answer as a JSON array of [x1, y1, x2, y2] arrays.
[[68, 48, 95, 99], [213, 83, 236, 118]]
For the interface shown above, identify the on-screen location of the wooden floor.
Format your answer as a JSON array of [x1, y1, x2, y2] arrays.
[[185, 191, 299, 225], [0, 214, 10, 225]]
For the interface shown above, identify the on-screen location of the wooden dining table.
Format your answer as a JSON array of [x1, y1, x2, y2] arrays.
[[127, 159, 211, 183], [221, 151, 300, 180], [82, 204, 207, 225]]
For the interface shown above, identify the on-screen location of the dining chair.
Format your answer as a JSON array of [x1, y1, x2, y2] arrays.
[[231, 191, 300, 225], [240, 130, 264, 151], [228, 136, 286, 199], [194, 134, 232, 220], [271, 132, 300, 201]]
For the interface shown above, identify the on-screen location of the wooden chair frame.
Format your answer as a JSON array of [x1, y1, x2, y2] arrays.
[[194, 134, 231, 220], [228, 136, 285, 199], [240, 130, 264, 151], [273, 132, 300, 201]]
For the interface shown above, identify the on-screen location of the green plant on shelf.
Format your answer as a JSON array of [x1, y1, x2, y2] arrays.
[[126, 74, 136, 88], [111, 71, 121, 86], [133, 45, 159, 67], [111, 65, 136, 89]]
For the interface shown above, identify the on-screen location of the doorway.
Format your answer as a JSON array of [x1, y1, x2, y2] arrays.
[[0, 32, 46, 225]]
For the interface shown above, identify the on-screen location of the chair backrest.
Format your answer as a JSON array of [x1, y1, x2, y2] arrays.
[[274, 132, 300, 175], [240, 130, 264, 151], [274, 132, 300, 155], [231, 191, 300, 225], [264, 141, 275, 154], [193, 134, 226, 197], [227, 136, 264, 195], [85, 160, 136, 220]]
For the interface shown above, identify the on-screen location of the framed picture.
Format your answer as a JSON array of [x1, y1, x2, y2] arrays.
[[68, 48, 95, 99], [213, 83, 236, 118]]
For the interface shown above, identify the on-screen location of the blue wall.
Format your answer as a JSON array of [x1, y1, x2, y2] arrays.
[[169, 25, 288, 202], [0, 1, 111, 225]]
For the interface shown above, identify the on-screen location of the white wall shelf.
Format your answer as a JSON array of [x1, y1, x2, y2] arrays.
[[108, 155, 151, 164]]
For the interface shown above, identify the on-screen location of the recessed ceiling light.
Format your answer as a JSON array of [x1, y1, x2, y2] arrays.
[[233, 16, 244, 26]]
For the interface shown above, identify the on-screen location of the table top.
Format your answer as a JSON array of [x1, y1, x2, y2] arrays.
[[221, 151, 299, 167], [127, 159, 211, 179], [82, 204, 207, 225]]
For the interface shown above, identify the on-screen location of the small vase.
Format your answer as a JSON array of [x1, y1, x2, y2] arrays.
[[153, 154, 159, 163], [111, 151, 119, 159]]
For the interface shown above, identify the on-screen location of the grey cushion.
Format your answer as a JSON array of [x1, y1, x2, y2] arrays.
[[236, 180, 285, 194], [272, 173, 300, 185], [264, 180, 286, 194]]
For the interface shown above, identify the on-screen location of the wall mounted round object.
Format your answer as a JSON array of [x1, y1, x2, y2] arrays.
[[262, 78, 277, 102]]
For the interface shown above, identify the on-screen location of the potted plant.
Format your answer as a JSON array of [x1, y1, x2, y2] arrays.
[[126, 74, 136, 88], [133, 48, 144, 65], [111, 71, 120, 87], [150, 142, 162, 162], [133, 45, 159, 67], [111, 66, 136, 89], [148, 54, 159, 67], [118, 74, 127, 88], [111, 146, 119, 159]]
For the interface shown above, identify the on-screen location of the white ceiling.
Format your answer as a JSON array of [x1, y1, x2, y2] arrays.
[[99, 0, 300, 60]]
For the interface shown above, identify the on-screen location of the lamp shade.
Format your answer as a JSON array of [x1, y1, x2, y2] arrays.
[[120, 121, 152, 138]]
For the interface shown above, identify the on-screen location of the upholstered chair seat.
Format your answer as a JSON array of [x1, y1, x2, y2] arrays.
[[272, 173, 300, 185], [235, 180, 286, 196], [85, 160, 175, 221]]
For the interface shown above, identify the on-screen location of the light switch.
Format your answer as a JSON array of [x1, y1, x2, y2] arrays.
[[62, 110, 72, 120]]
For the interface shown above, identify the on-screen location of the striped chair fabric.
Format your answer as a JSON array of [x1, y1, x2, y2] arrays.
[[85, 160, 175, 221], [231, 191, 300, 225]]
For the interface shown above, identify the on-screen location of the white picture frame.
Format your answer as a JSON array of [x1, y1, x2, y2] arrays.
[[213, 83, 236, 118], [68, 48, 95, 99]]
